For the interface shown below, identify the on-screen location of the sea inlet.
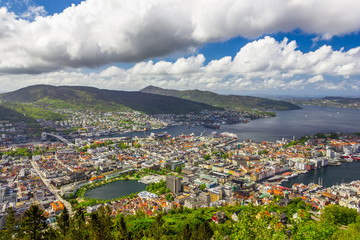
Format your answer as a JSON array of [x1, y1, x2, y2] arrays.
[[281, 161, 360, 188], [112, 105, 360, 142]]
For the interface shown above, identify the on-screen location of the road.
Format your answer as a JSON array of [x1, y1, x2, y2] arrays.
[[29, 158, 73, 215], [46, 133, 75, 147]]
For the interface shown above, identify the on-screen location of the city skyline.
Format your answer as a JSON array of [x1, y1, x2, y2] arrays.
[[1, 0, 360, 96]]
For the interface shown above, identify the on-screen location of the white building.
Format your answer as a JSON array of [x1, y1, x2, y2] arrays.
[[138, 191, 158, 199]]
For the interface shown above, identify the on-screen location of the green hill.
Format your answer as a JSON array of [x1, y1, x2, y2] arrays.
[[0, 85, 221, 114], [292, 96, 360, 109], [0, 103, 65, 131], [0, 104, 33, 123], [323, 96, 360, 102], [140, 85, 301, 110], [8, 103, 66, 121]]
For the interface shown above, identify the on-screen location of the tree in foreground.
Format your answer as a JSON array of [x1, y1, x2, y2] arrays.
[[21, 205, 47, 240], [56, 207, 70, 237], [330, 218, 360, 240], [148, 213, 165, 240], [88, 205, 113, 240], [190, 221, 214, 240], [321, 204, 358, 226], [114, 214, 131, 240], [4, 207, 19, 239], [69, 207, 88, 240], [177, 223, 191, 240], [292, 220, 337, 240], [230, 209, 288, 240]]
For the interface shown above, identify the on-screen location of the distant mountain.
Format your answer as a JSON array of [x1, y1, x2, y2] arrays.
[[140, 86, 301, 110], [0, 85, 220, 114], [322, 96, 360, 103], [291, 96, 360, 109]]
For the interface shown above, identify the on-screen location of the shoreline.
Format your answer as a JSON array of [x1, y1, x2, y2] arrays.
[[280, 160, 360, 189], [78, 177, 142, 200]]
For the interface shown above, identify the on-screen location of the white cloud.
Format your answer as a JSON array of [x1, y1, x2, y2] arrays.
[[316, 81, 347, 91], [129, 55, 205, 75], [307, 75, 324, 83], [21, 5, 47, 20], [99, 66, 126, 78], [205, 57, 232, 73], [2, 37, 360, 94], [312, 33, 334, 47], [1, 0, 360, 74]]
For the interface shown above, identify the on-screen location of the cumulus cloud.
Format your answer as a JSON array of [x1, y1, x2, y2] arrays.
[[1, 37, 360, 94], [21, 5, 47, 20], [307, 75, 324, 83], [1, 0, 360, 73]]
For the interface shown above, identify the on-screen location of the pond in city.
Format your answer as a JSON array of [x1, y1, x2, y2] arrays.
[[83, 180, 147, 200]]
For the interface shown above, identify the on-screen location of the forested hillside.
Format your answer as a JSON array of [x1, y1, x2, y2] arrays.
[[1, 200, 359, 240]]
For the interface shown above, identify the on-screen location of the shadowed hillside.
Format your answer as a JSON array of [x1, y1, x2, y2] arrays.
[[0, 85, 221, 114], [140, 85, 301, 110]]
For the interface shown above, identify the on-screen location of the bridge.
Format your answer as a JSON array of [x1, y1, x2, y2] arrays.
[[47, 133, 75, 146]]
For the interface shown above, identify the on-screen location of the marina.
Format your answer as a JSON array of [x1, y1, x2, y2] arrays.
[[281, 161, 360, 188]]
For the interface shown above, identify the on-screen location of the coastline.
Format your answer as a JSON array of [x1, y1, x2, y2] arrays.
[[280, 160, 360, 188]]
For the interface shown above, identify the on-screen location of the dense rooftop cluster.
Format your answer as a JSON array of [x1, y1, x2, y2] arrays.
[[0, 131, 359, 239]]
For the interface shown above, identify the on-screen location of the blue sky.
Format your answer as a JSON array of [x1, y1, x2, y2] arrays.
[[2, 0, 83, 15], [1, 0, 360, 97]]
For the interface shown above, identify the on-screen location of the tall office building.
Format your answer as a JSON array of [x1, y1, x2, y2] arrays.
[[41, 132, 47, 141], [166, 175, 181, 194]]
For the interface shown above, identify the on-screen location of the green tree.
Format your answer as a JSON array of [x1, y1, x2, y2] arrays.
[[329, 132, 339, 139], [175, 166, 182, 174], [321, 204, 359, 225], [191, 221, 214, 240], [4, 207, 19, 239], [203, 154, 211, 160], [149, 213, 165, 240], [56, 207, 70, 237], [199, 183, 206, 191], [21, 205, 47, 240], [120, 143, 128, 149], [315, 133, 326, 138], [88, 205, 113, 240], [114, 214, 131, 240], [165, 193, 174, 201], [68, 207, 88, 240], [293, 219, 337, 240], [42, 227, 59, 240], [177, 223, 192, 240], [330, 218, 360, 240], [230, 209, 287, 240]]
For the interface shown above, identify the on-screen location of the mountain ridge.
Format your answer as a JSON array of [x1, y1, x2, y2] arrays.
[[0, 85, 221, 114], [140, 85, 301, 110]]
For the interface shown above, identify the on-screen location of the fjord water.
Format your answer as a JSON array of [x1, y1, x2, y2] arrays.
[[280, 161, 360, 188], [123, 105, 360, 142], [90, 105, 360, 198]]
